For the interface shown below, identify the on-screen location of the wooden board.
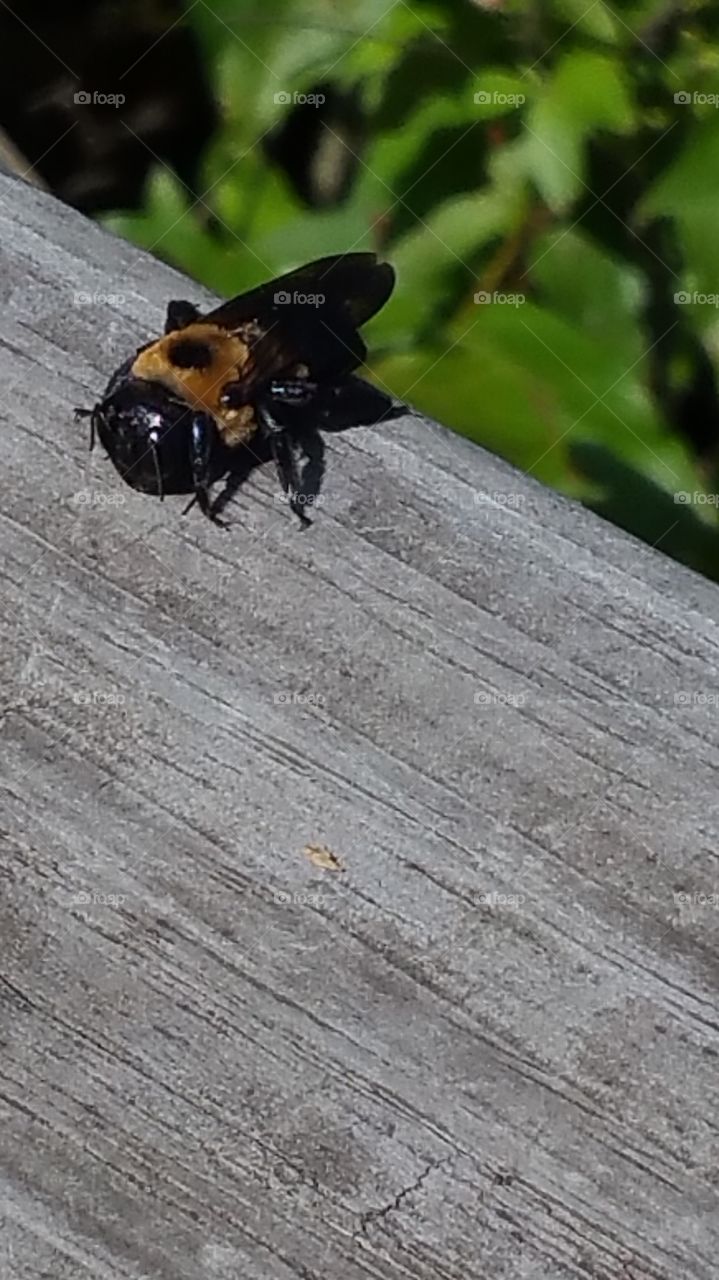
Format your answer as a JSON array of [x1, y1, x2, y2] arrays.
[[1, 175, 718, 1280]]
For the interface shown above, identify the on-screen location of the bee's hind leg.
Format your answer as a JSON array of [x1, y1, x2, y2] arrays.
[[256, 399, 321, 527]]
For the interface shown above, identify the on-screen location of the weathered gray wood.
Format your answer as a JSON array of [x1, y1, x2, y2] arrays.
[[1, 174, 718, 1280]]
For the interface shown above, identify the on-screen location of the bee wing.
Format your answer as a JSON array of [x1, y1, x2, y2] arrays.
[[203, 254, 395, 330], [202, 253, 395, 383]]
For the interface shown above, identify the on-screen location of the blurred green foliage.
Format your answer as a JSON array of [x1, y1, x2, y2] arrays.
[[105, 0, 719, 580]]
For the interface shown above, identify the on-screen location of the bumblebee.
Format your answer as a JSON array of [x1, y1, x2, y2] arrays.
[[75, 253, 395, 525]]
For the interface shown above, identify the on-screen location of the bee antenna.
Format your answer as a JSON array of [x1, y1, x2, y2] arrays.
[[150, 440, 164, 501], [73, 406, 96, 452]]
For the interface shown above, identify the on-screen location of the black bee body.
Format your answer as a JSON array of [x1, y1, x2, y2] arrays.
[[76, 253, 395, 525], [90, 356, 203, 497]]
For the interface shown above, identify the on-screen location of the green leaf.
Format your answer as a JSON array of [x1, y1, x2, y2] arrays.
[[375, 295, 695, 497], [554, 0, 618, 43], [524, 52, 635, 209], [641, 114, 719, 309], [369, 186, 527, 347], [570, 441, 719, 580], [530, 227, 644, 354]]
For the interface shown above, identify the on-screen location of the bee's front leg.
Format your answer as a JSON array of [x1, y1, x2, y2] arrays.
[[187, 413, 227, 525], [73, 405, 97, 450]]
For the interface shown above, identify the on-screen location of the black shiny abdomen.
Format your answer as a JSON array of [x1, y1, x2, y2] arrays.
[[93, 361, 218, 496]]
